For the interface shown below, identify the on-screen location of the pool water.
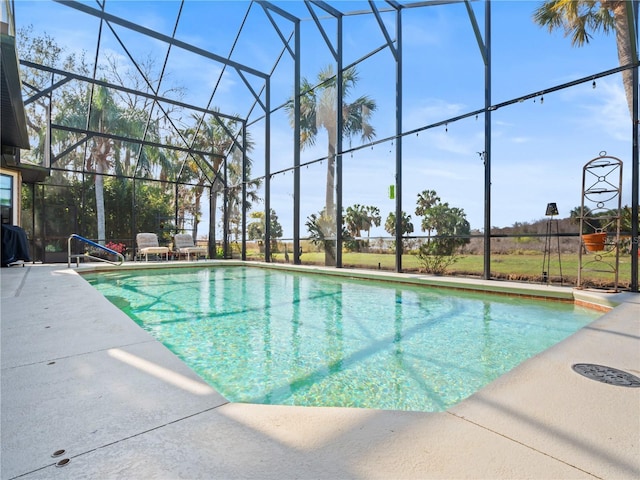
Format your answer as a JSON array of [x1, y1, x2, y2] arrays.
[[83, 266, 601, 412]]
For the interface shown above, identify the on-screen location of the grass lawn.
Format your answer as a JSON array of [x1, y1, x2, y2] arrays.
[[257, 250, 632, 289]]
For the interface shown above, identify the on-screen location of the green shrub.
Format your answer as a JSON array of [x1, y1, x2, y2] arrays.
[[416, 243, 462, 274]]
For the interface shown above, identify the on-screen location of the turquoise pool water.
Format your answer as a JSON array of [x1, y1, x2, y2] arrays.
[[83, 266, 601, 412]]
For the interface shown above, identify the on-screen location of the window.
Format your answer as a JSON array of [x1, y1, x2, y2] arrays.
[[1, 173, 14, 224]]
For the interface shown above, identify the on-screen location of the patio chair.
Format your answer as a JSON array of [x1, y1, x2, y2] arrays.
[[136, 233, 169, 261], [173, 233, 208, 261]]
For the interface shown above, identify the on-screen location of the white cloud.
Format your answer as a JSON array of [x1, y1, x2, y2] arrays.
[[422, 130, 479, 156], [578, 80, 629, 141], [414, 166, 471, 181], [402, 21, 442, 48], [405, 98, 467, 127]]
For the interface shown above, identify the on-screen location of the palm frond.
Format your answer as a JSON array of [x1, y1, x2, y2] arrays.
[[533, 0, 615, 46]]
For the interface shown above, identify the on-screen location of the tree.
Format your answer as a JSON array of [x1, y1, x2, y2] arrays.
[[384, 211, 414, 237], [248, 209, 283, 242], [19, 29, 172, 245], [344, 204, 381, 251], [415, 190, 442, 239], [306, 209, 351, 262], [52, 82, 142, 244], [87, 85, 123, 243], [418, 203, 471, 255], [184, 112, 250, 242], [226, 143, 261, 242], [416, 190, 470, 255], [362, 205, 382, 239], [621, 204, 640, 232], [78, 83, 154, 244], [621, 205, 640, 252], [533, 0, 636, 118], [570, 204, 608, 233], [18, 26, 90, 172], [249, 209, 284, 260], [414, 191, 471, 273], [345, 204, 367, 238], [287, 65, 376, 264]]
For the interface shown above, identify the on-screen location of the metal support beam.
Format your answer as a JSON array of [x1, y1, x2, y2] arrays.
[[259, 0, 301, 22], [51, 124, 221, 167], [223, 154, 229, 259], [483, 0, 492, 280], [21, 61, 242, 122], [305, 0, 342, 267], [632, 0, 639, 292], [465, 0, 492, 279], [336, 13, 344, 268], [464, 0, 487, 64], [242, 125, 248, 261], [53, 0, 269, 80], [209, 186, 216, 259], [264, 78, 272, 263], [23, 77, 72, 106], [395, 5, 404, 273], [252, 1, 301, 265], [174, 182, 179, 244], [307, 2, 338, 59], [259, 3, 296, 58], [293, 21, 302, 265], [370, 0, 398, 59]]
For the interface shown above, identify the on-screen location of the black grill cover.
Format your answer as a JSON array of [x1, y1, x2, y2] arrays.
[[1, 225, 31, 266]]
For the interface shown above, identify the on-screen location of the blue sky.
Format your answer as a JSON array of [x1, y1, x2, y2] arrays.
[[16, 1, 633, 238]]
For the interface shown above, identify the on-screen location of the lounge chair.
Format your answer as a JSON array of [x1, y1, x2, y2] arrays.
[[173, 233, 207, 261], [136, 233, 169, 261]]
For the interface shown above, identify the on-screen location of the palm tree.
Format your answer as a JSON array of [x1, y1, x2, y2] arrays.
[[533, 0, 636, 118], [384, 211, 414, 237], [364, 206, 382, 239], [415, 189, 441, 247], [184, 112, 249, 242], [306, 209, 351, 259], [287, 65, 376, 264], [345, 204, 381, 247], [225, 138, 261, 243], [87, 85, 138, 244], [344, 204, 368, 237], [415, 190, 441, 218]]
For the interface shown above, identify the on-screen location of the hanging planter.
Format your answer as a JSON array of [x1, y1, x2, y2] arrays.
[[582, 232, 607, 252]]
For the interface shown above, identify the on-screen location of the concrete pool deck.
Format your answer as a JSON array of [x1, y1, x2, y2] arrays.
[[1, 262, 639, 479]]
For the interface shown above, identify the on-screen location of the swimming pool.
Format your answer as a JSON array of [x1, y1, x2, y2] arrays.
[[83, 266, 601, 412]]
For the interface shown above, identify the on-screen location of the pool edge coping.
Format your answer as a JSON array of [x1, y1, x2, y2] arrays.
[[71, 259, 637, 310]]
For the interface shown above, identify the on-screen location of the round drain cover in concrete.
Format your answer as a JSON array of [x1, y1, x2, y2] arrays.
[[572, 364, 640, 387]]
